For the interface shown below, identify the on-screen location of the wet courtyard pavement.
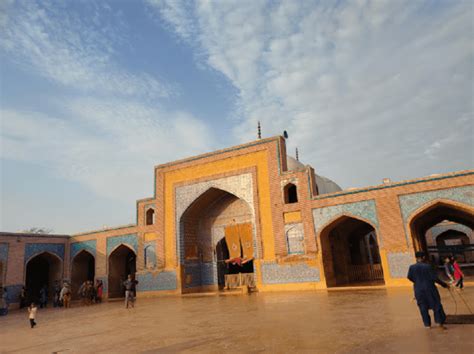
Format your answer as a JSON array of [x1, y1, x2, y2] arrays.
[[1, 287, 473, 353]]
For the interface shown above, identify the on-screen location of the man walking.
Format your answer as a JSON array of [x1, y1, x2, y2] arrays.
[[123, 274, 138, 309], [407, 251, 449, 329]]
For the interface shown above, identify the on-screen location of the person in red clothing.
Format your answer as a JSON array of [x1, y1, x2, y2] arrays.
[[452, 256, 464, 289]]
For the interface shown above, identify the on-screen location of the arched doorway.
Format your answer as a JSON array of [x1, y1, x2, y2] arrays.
[[320, 216, 385, 287], [410, 202, 474, 273], [71, 250, 95, 300], [108, 245, 136, 298], [25, 252, 62, 303], [180, 187, 254, 293]]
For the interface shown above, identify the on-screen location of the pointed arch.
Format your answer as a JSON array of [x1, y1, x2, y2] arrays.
[[318, 214, 384, 287], [108, 244, 136, 298], [24, 251, 63, 304], [283, 183, 298, 204]]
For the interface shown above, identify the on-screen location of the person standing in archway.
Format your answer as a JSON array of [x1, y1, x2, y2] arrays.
[[407, 251, 449, 329], [452, 257, 464, 289], [60, 282, 71, 308]]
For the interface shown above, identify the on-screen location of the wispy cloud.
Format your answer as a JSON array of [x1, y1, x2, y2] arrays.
[[150, 0, 473, 186], [1, 0, 172, 99], [1, 100, 212, 202]]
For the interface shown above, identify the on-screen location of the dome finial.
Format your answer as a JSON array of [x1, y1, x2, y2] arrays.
[[257, 121, 261, 139], [296, 147, 299, 161]]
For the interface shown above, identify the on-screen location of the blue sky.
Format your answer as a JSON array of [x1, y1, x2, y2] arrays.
[[1, 0, 473, 234]]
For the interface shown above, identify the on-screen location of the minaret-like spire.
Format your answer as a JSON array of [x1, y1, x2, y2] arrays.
[[257, 121, 261, 139], [296, 147, 299, 161]]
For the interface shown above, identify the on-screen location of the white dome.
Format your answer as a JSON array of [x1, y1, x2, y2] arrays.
[[315, 174, 342, 195], [287, 155, 306, 171]]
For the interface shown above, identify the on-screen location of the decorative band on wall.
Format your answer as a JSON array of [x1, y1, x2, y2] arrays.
[[70, 240, 97, 259], [106, 234, 138, 255], [261, 262, 320, 284], [137, 271, 177, 291], [312, 200, 381, 244], [24, 243, 65, 264]]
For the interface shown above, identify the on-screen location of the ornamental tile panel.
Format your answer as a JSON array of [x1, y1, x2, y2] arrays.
[[70, 240, 96, 259], [0, 243, 8, 262], [137, 271, 177, 291], [144, 241, 157, 269], [106, 234, 138, 255], [24, 243, 65, 263], [398, 185, 474, 223], [261, 262, 320, 284], [387, 252, 413, 278], [312, 200, 379, 234]]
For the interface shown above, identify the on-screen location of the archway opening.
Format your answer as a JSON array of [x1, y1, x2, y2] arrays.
[[180, 187, 254, 293], [71, 250, 95, 300], [284, 183, 298, 204], [25, 252, 62, 303], [320, 216, 385, 287], [108, 245, 136, 298], [146, 208, 155, 225], [411, 202, 474, 276]]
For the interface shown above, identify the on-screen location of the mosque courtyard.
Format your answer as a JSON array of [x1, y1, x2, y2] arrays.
[[1, 287, 473, 353]]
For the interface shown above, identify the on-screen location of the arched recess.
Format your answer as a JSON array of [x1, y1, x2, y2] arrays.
[[71, 250, 95, 300], [435, 230, 472, 263], [146, 208, 155, 225], [179, 187, 254, 293], [408, 200, 474, 268], [284, 183, 298, 204], [319, 214, 385, 287], [108, 244, 136, 298], [25, 252, 63, 303]]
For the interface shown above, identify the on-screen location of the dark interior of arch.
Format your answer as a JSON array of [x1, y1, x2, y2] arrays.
[[71, 251, 95, 300], [25, 252, 61, 303], [284, 183, 298, 203], [320, 216, 384, 287], [411, 203, 474, 255], [108, 245, 136, 298]]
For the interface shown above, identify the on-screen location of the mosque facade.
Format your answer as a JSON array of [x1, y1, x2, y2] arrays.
[[1, 136, 473, 306]]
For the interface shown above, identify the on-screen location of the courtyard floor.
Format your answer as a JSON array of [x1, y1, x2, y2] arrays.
[[1, 287, 473, 353]]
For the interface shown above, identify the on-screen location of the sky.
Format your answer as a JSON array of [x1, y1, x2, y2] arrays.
[[0, 0, 472, 234]]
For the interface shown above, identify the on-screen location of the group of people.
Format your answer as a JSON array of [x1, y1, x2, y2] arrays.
[[77, 280, 104, 306], [407, 252, 467, 330], [443, 256, 465, 289]]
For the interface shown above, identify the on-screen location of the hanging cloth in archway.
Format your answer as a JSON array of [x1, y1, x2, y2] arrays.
[[225, 224, 241, 259], [239, 223, 254, 260]]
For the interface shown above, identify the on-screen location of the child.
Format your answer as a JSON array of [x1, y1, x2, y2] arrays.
[[28, 303, 37, 328]]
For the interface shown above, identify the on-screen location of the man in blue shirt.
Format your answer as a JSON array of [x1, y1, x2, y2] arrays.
[[407, 251, 449, 329]]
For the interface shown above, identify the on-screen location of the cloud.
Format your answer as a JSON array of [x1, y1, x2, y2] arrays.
[[150, 0, 473, 187], [1, 101, 213, 202], [1, 0, 172, 99]]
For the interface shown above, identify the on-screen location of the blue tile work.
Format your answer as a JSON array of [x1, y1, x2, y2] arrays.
[[5, 284, 23, 304], [399, 186, 474, 223], [24, 243, 65, 263], [137, 271, 177, 291], [70, 240, 96, 259], [0, 243, 8, 262], [387, 252, 414, 278], [398, 186, 474, 247], [106, 234, 138, 255], [200, 262, 217, 286], [261, 262, 320, 284], [144, 241, 157, 269], [312, 200, 380, 242]]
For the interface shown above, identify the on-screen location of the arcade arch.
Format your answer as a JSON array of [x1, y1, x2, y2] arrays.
[[319, 215, 385, 287], [71, 250, 95, 299], [108, 245, 136, 298], [180, 187, 254, 293], [25, 252, 62, 303], [409, 201, 474, 266]]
